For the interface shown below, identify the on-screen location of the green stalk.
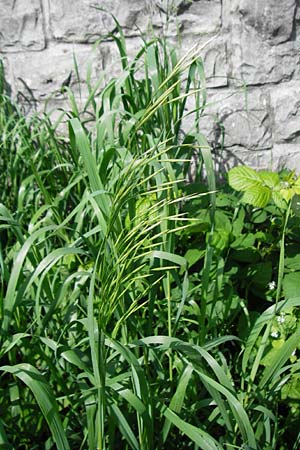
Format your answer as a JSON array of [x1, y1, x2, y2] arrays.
[[248, 201, 292, 388]]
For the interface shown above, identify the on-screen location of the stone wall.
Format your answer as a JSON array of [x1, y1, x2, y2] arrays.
[[1, 0, 300, 171]]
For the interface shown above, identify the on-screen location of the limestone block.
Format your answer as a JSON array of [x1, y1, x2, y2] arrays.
[[270, 82, 300, 143], [239, 0, 297, 45], [0, 0, 45, 52], [224, 0, 300, 85], [230, 23, 300, 85], [200, 88, 272, 150], [151, 0, 221, 36], [49, 0, 151, 42], [49, 0, 222, 43], [221, 0, 240, 30], [214, 147, 273, 174], [7, 44, 103, 100], [271, 144, 300, 171]]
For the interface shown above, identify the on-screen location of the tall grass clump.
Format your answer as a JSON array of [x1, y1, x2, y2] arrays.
[[1, 21, 299, 450]]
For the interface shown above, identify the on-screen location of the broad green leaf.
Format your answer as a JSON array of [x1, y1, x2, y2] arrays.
[[209, 229, 230, 252], [259, 170, 280, 188], [272, 190, 287, 210], [231, 233, 255, 249], [242, 185, 271, 208], [283, 272, 300, 298], [280, 188, 294, 202], [246, 261, 272, 288], [285, 245, 300, 270], [228, 166, 262, 192]]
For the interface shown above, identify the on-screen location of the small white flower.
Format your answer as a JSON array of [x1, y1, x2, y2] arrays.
[[271, 331, 279, 338], [292, 350, 296, 356], [277, 314, 285, 324], [281, 181, 290, 188], [268, 281, 276, 291]]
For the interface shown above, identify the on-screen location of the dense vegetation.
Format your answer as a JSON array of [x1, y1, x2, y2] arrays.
[[0, 24, 299, 450]]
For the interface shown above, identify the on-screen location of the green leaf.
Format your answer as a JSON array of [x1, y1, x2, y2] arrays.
[[162, 407, 223, 450], [0, 418, 9, 446], [209, 229, 230, 252], [242, 298, 300, 374], [151, 250, 187, 268], [242, 185, 271, 208], [283, 272, 300, 298], [184, 248, 204, 268], [259, 171, 280, 188], [231, 233, 256, 250], [272, 191, 287, 210], [0, 364, 70, 450], [285, 245, 300, 270], [291, 194, 300, 215], [162, 364, 194, 442], [246, 261, 272, 288], [228, 166, 262, 192], [259, 326, 300, 389]]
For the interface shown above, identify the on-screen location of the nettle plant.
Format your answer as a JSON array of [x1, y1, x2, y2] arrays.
[[228, 165, 300, 429], [228, 164, 300, 305], [228, 165, 300, 210]]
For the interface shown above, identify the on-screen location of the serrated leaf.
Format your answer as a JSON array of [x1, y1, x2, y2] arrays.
[[231, 233, 255, 249], [209, 229, 230, 251], [280, 188, 294, 202], [272, 191, 287, 210], [228, 166, 262, 192], [242, 185, 271, 208], [259, 171, 280, 188]]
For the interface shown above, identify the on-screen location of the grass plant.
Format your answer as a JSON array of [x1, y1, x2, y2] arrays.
[[0, 23, 299, 450]]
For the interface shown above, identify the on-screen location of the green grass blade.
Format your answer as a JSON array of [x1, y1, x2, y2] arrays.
[[0, 364, 70, 450], [259, 325, 300, 389], [162, 406, 223, 450], [162, 363, 193, 442]]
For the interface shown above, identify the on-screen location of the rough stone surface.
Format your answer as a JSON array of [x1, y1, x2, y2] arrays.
[[2, 0, 300, 170], [272, 144, 300, 170], [230, 24, 300, 85], [214, 147, 274, 174], [270, 82, 300, 143], [0, 0, 45, 52], [201, 89, 272, 150], [49, 0, 149, 42], [7, 43, 102, 100], [239, 0, 297, 45]]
